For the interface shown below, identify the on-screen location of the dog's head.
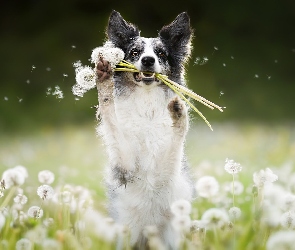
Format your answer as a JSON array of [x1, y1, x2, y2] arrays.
[[107, 10, 192, 87]]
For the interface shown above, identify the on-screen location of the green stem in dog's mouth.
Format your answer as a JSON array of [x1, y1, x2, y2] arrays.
[[115, 60, 223, 131]]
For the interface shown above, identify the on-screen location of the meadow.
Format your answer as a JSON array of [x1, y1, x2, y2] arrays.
[[0, 121, 294, 249]]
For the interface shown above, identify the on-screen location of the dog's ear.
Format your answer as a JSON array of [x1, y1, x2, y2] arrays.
[[107, 10, 140, 52], [159, 12, 192, 64]]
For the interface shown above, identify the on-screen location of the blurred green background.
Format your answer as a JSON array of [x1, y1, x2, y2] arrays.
[[0, 0, 295, 132]]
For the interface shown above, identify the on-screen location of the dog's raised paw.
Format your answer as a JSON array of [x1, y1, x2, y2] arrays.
[[168, 97, 186, 120], [96, 57, 112, 82]]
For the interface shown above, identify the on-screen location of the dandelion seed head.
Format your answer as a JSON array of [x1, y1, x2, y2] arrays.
[[38, 170, 55, 184], [253, 168, 278, 188], [43, 218, 54, 228], [224, 158, 242, 174], [171, 199, 191, 216], [27, 206, 43, 219], [190, 220, 206, 233], [171, 215, 191, 233], [201, 208, 229, 229], [280, 211, 295, 229], [228, 206, 241, 220], [91, 41, 125, 69], [14, 194, 28, 205], [37, 185, 54, 200], [42, 239, 62, 250], [224, 181, 244, 195], [196, 176, 219, 198], [281, 194, 295, 212], [2, 167, 26, 189], [266, 230, 295, 250], [16, 238, 32, 250]]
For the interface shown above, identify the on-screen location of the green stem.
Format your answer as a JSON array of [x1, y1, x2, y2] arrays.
[[0, 186, 17, 209]]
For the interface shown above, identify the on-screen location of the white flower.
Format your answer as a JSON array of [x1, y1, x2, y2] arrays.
[[280, 211, 295, 229], [14, 194, 28, 205], [1, 168, 25, 189], [171, 215, 191, 233], [13, 165, 28, 178], [196, 176, 219, 198], [42, 239, 62, 250], [266, 230, 295, 250], [228, 207, 242, 220], [37, 185, 54, 200], [171, 199, 191, 216], [253, 168, 278, 188], [201, 208, 229, 229], [224, 158, 242, 174], [15, 238, 32, 250], [38, 170, 55, 184], [72, 61, 96, 97], [91, 41, 125, 69], [27, 206, 43, 219]]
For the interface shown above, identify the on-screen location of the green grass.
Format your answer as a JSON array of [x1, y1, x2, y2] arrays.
[[0, 122, 294, 249]]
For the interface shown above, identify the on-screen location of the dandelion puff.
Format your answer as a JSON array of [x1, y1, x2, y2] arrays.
[[171, 199, 192, 216], [42, 239, 62, 250], [1, 168, 25, 189], [224, 158, 242, 174], [15, 238, 32, 250], [281, 194, 295, 212], [38, 170, 55, 184], [201, 208, 229, 230], [253, 168, 278, 188], [13, 165, 28, 179], [91, 41, 125, 69], [195, 176, 219, 198], [280, 211, 295, 229], [28, 206, 43, 219], [266, 230, 295, 250], [75, 66, 96, 90], [14, 194, 28, 205], [190, 220, 206, 233], [43, 218, 54, 228], [52, 86, 64, 99], [228, 206, 241, 220], [37, 185, 54, 200], [171, 215, 191, 233]]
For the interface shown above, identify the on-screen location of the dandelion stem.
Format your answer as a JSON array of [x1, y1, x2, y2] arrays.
[[0, 186, 17, 209], [114, 60, 223, 130]]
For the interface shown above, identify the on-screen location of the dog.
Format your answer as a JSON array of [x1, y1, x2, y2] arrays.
[[96, 10, 194, 249]]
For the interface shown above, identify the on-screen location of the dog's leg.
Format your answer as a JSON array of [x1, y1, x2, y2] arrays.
[[96, 58, 135, 187]]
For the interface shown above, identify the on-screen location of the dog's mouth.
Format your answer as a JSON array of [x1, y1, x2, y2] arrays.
[[134, 72, 158, 84]]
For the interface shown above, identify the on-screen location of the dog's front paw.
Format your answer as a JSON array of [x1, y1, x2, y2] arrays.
[[112, 166, 134, 188], [96, 57, 112, 82], [168, 97, 186, 121]]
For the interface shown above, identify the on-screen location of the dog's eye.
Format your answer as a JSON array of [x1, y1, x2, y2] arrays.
[[157, 50, 167, 59], [130, 49, 139, 57]]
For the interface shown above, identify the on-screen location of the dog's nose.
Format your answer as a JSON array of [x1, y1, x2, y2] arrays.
[[141, 56, 155, 67]]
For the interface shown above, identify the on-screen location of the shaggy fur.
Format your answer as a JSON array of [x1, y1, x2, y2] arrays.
[[96, 10, 194, 249]]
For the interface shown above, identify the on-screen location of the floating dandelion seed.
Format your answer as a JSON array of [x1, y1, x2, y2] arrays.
[[31, 65, 36, 72], [274, 60, 278, 63], [26, 79, 30, 84], [37, 185, 54, 200], [223, 63, 226, 67], [46, 87, 52, 96], [267, 75, 271, 80], [71, 45, 76, 49], [224, 158, 242, 174], [27, 206, 43, 219], [195, 176, 219, 198], [214, 46, 219, 51], [38, 170, 55, 184], [254, 74, 259, 78], [46, 67, 51, 71], [52, 86, 64, 99], [231, 56, 234, 59], [194, 57, 201, 65], [63, 73, 68, 77], [171, 199, 192, 216], [17, 97, 23, 103], [16, 238, 32, 250], [4, 96, 8, 101]]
